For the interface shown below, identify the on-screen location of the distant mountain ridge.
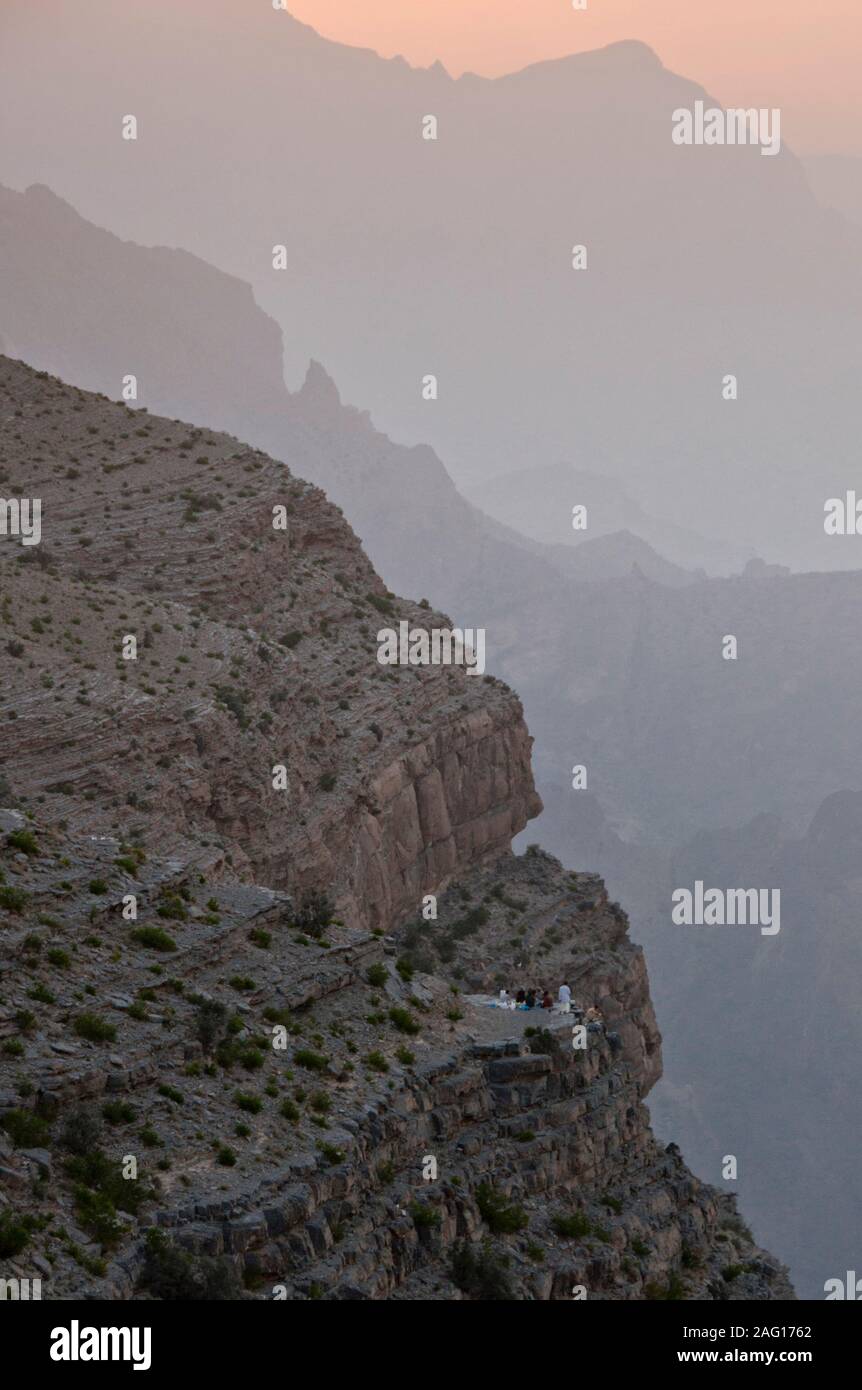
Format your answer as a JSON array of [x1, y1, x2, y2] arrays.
[[3, 0, 862, 568], [466, 461, 752, 575]]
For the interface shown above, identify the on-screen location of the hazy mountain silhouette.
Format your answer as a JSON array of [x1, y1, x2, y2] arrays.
[[465, 461, 752, 575], [3, 1, 862, 569], [0, 183, 288, 438]]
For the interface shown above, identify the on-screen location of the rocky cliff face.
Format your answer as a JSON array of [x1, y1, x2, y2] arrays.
[[0, 357, 791, 1299], [0, 355, 538, 933]]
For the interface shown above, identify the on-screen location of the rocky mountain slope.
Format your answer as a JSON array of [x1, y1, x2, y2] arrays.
[[0, 358, 791, 1299], [0, 355, 537, 931]]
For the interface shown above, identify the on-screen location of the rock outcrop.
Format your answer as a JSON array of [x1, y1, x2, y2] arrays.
[[0, 355, 539, 933]]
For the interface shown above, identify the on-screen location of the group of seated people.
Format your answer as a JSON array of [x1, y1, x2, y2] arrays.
[[503, 986, 554, 1011], [494, 981, 605, 1028]]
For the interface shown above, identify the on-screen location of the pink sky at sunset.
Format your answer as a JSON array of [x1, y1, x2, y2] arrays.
[[288, 0, 862, 155]]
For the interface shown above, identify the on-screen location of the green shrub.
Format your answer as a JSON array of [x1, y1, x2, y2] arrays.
[[73, 1013, 117, 1044], [409, 1201, 441, 1230], [73, 1185, 125, 1249], [476, 1182, 528, 1235], [450, 1239, 514, 1300], [27, 982, 54, 1004], [138, 1228, 241, 1300], [289, 889, 333, 939], [88, 878, 109, 895], [60, 1107, 103, 1155], [156, 897, 187, 922], [216, 1038, 263, 1071], [66, 1147, 150, 1245], [645, 1273, 686, 1300], [102, 1101, 136, 1125], [213, 685, 249, 730], [193, 997, 227, 1054], [293, 1048, 329, 1072], [0, 1211, 32, 1258], [551, 1211, 592, 1239], [388, 1007, 419, 1036], [131, 926, 178, 952], [0, 1108, 50, 1148], [6, 829, 39, 856], [366, 592, 395, 615], [234, 1092, 262, 1114], [0, 885, 29, 913], [366, 963, 388, 987]]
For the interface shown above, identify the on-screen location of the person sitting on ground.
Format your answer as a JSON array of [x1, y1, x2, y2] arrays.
[[516, 989, 526, 1005], [525, 989, 536, 1009], [541, 990, 553, 1009], [557, 981, 572, 1013]]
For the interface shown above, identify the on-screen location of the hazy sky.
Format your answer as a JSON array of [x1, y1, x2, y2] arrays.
[[290, 0, 862, 155]]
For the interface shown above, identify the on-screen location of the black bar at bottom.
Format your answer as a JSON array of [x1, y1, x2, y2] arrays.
[[4, 1296, 854, 1375]]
